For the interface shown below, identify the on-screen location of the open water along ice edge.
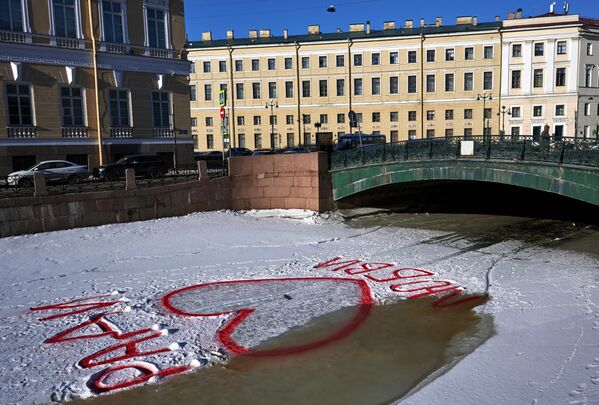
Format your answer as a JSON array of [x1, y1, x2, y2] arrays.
[[1, 210, 599, 404]]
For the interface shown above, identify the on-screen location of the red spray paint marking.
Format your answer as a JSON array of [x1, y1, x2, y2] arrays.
[[44, 312, 154, 344], [162, 277, 373, 357], [92, 362, 189, 392], [432, 288, 486, 308], [30, 294, 121, 321]]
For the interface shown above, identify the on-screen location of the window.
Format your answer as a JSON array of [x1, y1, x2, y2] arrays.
[[390, 76, 399, 94], [584, 125, 590, 139], [286, 115, 294, 125], [371, 77, 381, 95], [284, 57, 292, 69], [206, 134, 214, 149], [320, 114, 328, 124], [204, 84, 212, 101], [235, 83, 244, 99], [191, 117, 197, 127], [555, 105, 565, 116], [371, 53, 380, 65], [389, 52, 398, 64], [269, 115, 277, 125], [533, 69, 544, 88], [426, 49, 435, 62], [252, 59, 259, 71], [372, 112, 380, 122], [235, 60, 243, 71], [302, 80, 310, 97], [205, 116, 213, 127], [512, 44, 522, 57], [319, 80, 328, 97], [464, 109, 473, 119], [102, 0, 124, 43], [464, 47, 474, 60], [336, 55, 344, 67], [189, 85, 196, 101], [145, 7, 166, 48], [511, 106, 521, 118], [238, 133, 246, 147], [286, 133, 294, 147], [426, 110, 435, 120], [534, 43, 544, 56], [408, 130, 417, 140], [108, 89, 129, 127], [408, 51, 417, 63], [426, 75, 435, 92], [484, 46, 493, 59], [426, 129, 435, 138], [252, 82, 260, 99], [556, 68, 566, 87], [285, 81, 293, 98], [253, 116, 261, 125], [408, 76, 417, 93], [408, 111, 416, 121], [445, 73, 454, 92], [318, 56, 327, 68], [353, 54, 362, 66], [190, 63, 196, 74], [219, 60, 226, 72], [533, 106, 543, 117], [237, 116, 245, 125], [445, 128, 453, 138], [464, 128, 473, 138], [254, 133, 262, 149], [336, 79, 345, 96], [464, 72, 473, 91], [588, 43, 594, 56], [301, 57, 310, 69], [354, 78, 363, 95], [445, 109, 453, 120], [337, 113, 345, 124], [268, 58, 275, 70], [202, 61, 210, 73], [390, 111, 398, 122], [302, 114, 311, 124], [511, 70, 521, 89], [268, 82, 277, 98], [585, 67, 592, 87], [391, 131, 398, 142], [60, 87, 84, 127], [483, 72, 493, 90], [484, 108, 492, 119], [445, 48, 455, 61], [557, 41, 567, 55], [355, 113, 362, 123], [219, 83, 227, 96], [510, 127, 520, 137], [584, 103, 591, 116], [53, 0, 79, 38]]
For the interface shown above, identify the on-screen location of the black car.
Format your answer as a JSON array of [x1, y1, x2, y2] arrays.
[[93, 154, 168, 181]]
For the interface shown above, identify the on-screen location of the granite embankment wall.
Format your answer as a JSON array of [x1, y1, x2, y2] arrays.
[[0, 153, 333, 238]]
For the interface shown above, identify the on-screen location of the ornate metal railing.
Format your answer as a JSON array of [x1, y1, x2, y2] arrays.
[[62, 127, 88, 138], [331, 136, 599, 170], [110, 127, 133, 138], [7, 126, 36, 138], [153, 128, 174, 138]]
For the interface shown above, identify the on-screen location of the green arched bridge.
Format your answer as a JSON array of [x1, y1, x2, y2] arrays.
[[330, 136, 599, 206]]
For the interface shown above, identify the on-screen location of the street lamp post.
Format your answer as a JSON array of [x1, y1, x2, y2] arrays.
[[477, 92, 492, 139], [497, 105, 512, 139], [170, 111, 178, 172], [265, 100, 278, 150]]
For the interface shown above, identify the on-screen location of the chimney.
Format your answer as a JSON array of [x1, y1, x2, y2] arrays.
[[405, 19, 413, 29], [249, 30, 258, 39], [259, 29, 271, 38], [495, 16, 501, 22], [383, 21, 396, 30], [366, 20, 371, 34], [201, 31, 212, 41], [420, 18, 425, 27], [308, 25, 320, 35], [516, 8, 523, 19], [349, 23, 365, 32], [226, 30, 234, 40], [473, 16, 478, 26], [283, 29, 288, 39], [435, 17, 442, 27], [456, 16, 473, 25], [507, 11, 516, 20]]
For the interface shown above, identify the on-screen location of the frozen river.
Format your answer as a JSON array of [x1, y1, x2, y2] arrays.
[[0, 210, 598, 404]]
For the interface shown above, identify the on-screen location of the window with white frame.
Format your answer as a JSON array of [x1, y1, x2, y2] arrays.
[[52, 0, 79, 38], [533, 105, 543, 117], [61, 86, 85, 127], [587, 43, 593, 56], [0, 0, 26, 32], [145, 6, 167, 49], [101, 0, 125, 43], [584, 103, 591, 116], [556, 41, 567, 55], [511, 106, 521, 118], [152, 91, 169, 128], [585, 67, 592, 87], [555, 104, 565, 116], [6, 83, 33, 126], [108, 89, 130, 127]]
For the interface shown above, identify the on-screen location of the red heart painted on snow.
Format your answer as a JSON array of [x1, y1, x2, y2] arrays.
[[161, 277, 373, 356]]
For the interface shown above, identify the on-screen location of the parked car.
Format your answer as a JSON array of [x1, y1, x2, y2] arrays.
[[193, 151, 224, 161], [252, 149, 276, 156], [228, 147, 253, 157], [282, 147, 312, 154], [93, 154, 167, 181], [7, 160, 90, 187]]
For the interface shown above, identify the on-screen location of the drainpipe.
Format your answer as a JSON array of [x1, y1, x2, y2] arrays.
[[348, 38, 353, 135], [228, 45, 236, 147], [420, 33, 425, 138], [498, 27, 503, 135], [88, 0, 103, 165], [295, 42, 302, 145]]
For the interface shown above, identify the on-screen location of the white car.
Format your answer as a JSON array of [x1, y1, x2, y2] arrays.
[[7, 160, 90, 188]]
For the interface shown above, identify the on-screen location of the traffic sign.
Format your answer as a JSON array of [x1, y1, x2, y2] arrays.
[[219, 107, 225, 119], [219, 90, 226, 107]]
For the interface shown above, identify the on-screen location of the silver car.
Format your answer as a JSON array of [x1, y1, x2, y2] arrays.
[[7, 160, 90, 187]]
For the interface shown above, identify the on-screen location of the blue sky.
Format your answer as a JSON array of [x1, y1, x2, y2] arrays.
[[184, 0, 597, 41]]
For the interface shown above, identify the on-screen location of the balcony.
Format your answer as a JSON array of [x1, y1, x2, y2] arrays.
[[7, 127, 36, 138], [144, 47, 174, 59], [99, 41, 129, 54], [0, 30, 31, 44], [62, 127, 88, 138], [153, 128, 174, 138], [110, 127, 133, 138], [52, 36, 85, 49]]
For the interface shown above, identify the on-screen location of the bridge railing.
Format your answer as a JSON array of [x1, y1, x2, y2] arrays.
[[331, 136, 599, 170]]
